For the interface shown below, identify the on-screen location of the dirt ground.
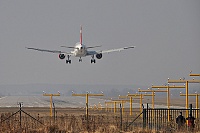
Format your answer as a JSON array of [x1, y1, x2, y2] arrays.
[[0, 96, 196, 116]]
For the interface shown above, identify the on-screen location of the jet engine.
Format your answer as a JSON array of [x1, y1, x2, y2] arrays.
[[59, 54, 65, 60], [96, 53, 102, 59]]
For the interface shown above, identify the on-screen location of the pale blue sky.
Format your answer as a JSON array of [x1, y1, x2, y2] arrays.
[[0, 0, 199, 86]]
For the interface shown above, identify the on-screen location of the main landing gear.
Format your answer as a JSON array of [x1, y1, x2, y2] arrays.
[[65, 56, 97, 64], [79, 57, 82, 62], [66, 55, 71, 64], [91, 55, 96, 63]]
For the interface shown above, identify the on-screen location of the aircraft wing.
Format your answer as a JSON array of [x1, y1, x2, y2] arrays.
[[26, 47, 72, 55], [100, 46, 135, 54], [86, 51, 98, 55]]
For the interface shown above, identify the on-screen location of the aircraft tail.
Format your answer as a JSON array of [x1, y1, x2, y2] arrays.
[[80, 25, 82, 45]]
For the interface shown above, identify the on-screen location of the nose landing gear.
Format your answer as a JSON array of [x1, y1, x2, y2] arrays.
[[79, 57, 82, 62], [66, 55, 71, 64]]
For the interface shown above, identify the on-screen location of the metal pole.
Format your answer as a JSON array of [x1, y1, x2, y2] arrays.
[[140, 94, 143, 113], [167, 85, 170, 109], [147, 103, 148, 129], [143, 108, 146, 129], [86, 102, 89, 130], [186, 81, 189, 117], [86, 94, 89, 130], [86, 93, 89, 116], [130, 97, 132, 116], [120, 103, 122, 131], [122, 102, 124, 115], [152, 92, 155, 109], [189, 74, 200, 76], [196, 94, 199, 119], [19, 103, 22, 129], [50, 95, 53, 117], [189, 104, 192, 117], [167, 85, 170, 122], [53, 102, 55, 124]]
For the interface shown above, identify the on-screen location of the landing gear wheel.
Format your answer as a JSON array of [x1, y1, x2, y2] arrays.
[[79, 58, 82, 62], [66, 60, 71, 64], [91, 55, 96, 64], [66, 55, 71, 64], [91, 59, 96, 63]]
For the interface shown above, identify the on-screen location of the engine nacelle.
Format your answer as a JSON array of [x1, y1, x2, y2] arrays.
[[59, 54, 65, 60], [96, 53, 102, 59]]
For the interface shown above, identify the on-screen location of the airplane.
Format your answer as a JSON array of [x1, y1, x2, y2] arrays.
[[26, 26, 135, 64]]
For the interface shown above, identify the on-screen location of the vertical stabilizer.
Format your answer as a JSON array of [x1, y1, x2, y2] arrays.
[[80, 25, 82, 45]]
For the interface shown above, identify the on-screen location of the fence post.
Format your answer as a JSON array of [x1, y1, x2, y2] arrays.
[[86, 103, 89, 131], [53, 103, 55, 124], [147, 103, 148, 129], [143, 108, 146, 129], [120, 103, 123, 131], [18, 102, 23, 129], [189, 104, 192, 117]]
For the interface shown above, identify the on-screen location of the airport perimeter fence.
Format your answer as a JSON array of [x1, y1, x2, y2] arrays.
[[142, 108, 200, 132], [0, 106, 200, 132], [0, 107, 144, 132]]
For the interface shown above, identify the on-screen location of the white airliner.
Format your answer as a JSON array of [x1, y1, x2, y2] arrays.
[[26, 26, 135, 64]]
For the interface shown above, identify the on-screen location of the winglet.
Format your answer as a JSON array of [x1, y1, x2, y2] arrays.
[[80, 25, 82, 45]]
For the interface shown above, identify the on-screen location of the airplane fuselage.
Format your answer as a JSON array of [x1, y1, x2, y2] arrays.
[[72, 43, 87, 57]]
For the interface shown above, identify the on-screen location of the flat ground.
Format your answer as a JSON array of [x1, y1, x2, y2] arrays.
[[0, 96, 197, 116]]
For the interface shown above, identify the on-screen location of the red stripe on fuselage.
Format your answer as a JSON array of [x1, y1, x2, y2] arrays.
[[80, 26, 82, 45]]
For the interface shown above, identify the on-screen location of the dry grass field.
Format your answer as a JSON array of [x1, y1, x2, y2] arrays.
[[0, 107, 199, 133], [0, 107, 135, 133]]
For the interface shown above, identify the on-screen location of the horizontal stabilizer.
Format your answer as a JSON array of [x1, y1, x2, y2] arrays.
[[60, 46, 75, 48], [87, 45, 102, 49]]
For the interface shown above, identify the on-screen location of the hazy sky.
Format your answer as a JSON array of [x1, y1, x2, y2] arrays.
[[0, 1, 199, 86]]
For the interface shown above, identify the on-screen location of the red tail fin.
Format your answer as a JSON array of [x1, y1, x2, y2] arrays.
[[80, 25, 82, 45]]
